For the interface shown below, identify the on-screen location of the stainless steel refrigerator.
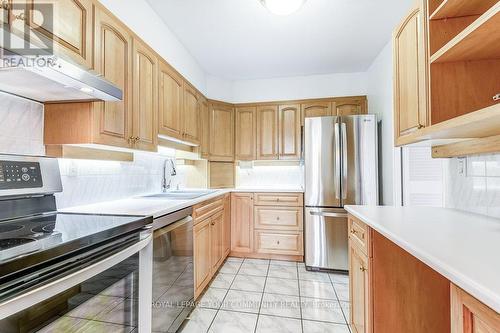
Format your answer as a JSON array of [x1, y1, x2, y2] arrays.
[[304, 115, 378, 272]]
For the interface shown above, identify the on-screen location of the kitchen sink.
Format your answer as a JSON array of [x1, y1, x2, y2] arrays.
[[141, 190, 217, 200]]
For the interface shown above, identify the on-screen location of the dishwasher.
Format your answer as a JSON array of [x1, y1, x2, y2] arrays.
[[151, 206, 194, 333]]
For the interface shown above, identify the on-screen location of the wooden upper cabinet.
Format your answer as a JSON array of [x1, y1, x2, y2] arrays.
[[256, 105, 279, 160], [335, 97, 368, 116], [92, 6, 133, 148], [301, 101, 333, 125], [27, 0, 93, 69], [231, 193, 254, 254], [199, 96, 210, 159], [183, 83, 200, 145], [132, 39, 158, 152], [279, 104, 301, 160], [210, 103, 234, 162], [158, 61, 183, 140], [235, 106, 257, 161], [394, 5, 428, 144]]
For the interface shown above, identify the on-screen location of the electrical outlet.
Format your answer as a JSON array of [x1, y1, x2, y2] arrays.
[[457, 157, 466, 176], [68, 161, 78, 177]]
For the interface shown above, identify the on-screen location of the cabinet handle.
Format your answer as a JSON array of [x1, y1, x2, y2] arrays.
[[417, 124, 424, 129], [276, 217, 280, 221], [350, 229, 357, 235], [360, 266, 367, 272], [276, 241, 280, 245], [211, 222, 215, 226], [1, 0, 9, 10]]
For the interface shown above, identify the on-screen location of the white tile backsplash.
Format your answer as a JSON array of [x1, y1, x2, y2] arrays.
[[236, 165, 304, 189], [0, 93, 186, 209]]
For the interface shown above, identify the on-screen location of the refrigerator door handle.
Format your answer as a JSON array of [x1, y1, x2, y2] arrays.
[[334, 122, 341, 200], [309, 211, 348, 218], [341, 122, 348, 200]]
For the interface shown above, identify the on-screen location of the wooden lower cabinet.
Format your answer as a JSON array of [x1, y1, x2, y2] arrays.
[[349, 240, 371, 333], [223, 193, 231, 257], [231, 192, 304, 261], [230, 193, 254, 254], [451, 284, 500, 333], [193, 216, 211, 299], [193, 195, 229, 299]]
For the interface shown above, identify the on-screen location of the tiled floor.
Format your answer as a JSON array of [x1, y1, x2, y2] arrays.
[[180, 257, 350, 333]]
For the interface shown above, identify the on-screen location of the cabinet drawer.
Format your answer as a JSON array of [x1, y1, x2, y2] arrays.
[[254, 193, 303, 206], [193, 196, 224, 223], [348, 216, 371, 256], [254, 206, 303, 231], [254, 230, 303, 256]]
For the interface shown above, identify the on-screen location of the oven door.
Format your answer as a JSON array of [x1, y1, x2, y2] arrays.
[[0, 230, 153, 333], [152, 215, 194, 333]]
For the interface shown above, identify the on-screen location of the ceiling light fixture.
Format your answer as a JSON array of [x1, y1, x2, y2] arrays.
[[260, 0, 307, 16]]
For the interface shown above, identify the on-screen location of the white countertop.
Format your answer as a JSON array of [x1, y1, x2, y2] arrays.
[[59, 188, 303, 219], [345, 205, 500, 314]]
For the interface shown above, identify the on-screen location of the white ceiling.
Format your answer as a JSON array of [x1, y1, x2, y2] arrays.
[[146, 0, 413, 80]]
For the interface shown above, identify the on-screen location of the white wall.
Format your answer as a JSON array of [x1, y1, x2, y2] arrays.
[[228, 72, 368, 103], [98, 0, 207, 94], [365, 41, 395, 205]]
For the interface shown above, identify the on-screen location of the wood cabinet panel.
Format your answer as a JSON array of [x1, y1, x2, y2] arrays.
[[132, 39, 158, 152], [183, 83, 200, 145], [200, 97, 210, 159], [254, 193, 303, 207], [301, 102, 333, 125], [28, 0, 93, 68], [349, 243, 371, 333], [194, 217, 211, 299], [193, 196, 224, 224], [208, 162, 235, 189], [158, 61, 183, 140], [256, 105, 279, 160], [92, 6, 133, 148], [223, 194, 231, 257], [335, 98, 368, 116], [451, 284, 500, 333], [210, 211, 224, 273], [231, 193, 254, 253], [394, 5, 428, 142], [235, 107, 257, 161], [349, 217, 371, 257], [254, 230, 303, 256], [279, 104, 301, 160], [254, 206, 303, 231], [210, 103, 234, 161]]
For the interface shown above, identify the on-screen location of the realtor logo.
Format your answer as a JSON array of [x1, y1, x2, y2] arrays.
[[1, 2, 54, 58]]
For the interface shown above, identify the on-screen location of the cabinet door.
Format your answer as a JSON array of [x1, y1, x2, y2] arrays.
[[28, 0, 93, 68], [235, 107, 256, 161], [200, 96, 210, 159], [231, 193, 254, 253], [350, 244, 371, 333], [210, 211, 224, 273], [92, 7, 133, 148], [132, 39, 158, 152], [210, 103, 234, 161], [394, 6, 428, 141], [194, 217, 211, 298], [222, 194, 231, 257], [451, 284, 500, 333], [158, 61, 183, 140], [256, 105, 279, 160], [279, 104, 301, 160], [183, 83, 200, 144], [335, 98, 368, 116], [301, 102, 333, 125]]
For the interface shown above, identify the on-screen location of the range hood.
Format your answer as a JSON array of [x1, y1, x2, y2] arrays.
[[0, 50, 123, 103]]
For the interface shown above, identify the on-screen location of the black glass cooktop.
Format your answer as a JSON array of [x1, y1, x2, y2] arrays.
[[0, 213, 151, 277]]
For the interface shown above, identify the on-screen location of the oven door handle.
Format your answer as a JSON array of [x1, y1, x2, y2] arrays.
[[153, 216, 193, 238], [0, 234, 152, 320]]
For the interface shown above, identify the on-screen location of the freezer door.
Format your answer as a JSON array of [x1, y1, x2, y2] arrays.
[[340, 115, 379, 206], [304, 207, 348, 271], [304, 116, 341, 207]]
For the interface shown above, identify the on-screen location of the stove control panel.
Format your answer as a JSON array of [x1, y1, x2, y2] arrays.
[[0, 161, 43, 189]]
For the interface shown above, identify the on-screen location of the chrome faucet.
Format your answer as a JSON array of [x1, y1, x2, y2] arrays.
[[162, 159, 177, 193]]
